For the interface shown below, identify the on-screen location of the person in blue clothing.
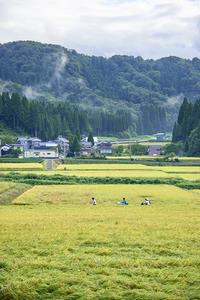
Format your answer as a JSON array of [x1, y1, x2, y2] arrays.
[[121, 197, 129, 205]]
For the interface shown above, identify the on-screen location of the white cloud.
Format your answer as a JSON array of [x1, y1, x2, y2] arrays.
[[0, 0, 200, 58]]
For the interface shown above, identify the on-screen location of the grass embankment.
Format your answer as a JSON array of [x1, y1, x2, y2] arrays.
[[0, 182, 31, 205], [0, 185, 199, 299]]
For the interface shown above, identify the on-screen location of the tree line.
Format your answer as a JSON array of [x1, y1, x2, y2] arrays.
[[0, 92, 134, 140], [172, 98, 200, 156]]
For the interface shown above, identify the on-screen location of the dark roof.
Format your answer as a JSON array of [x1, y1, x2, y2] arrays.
[[97, 142, 112, 146], [31, 146, 56, 150]]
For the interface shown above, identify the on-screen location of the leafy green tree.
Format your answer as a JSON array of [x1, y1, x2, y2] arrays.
[[163, 143, 182, 155], [130, 144, 148, 155], [70, 135, 81, 155], [88, 132, 94, 146], [188, 124, 200, 156], [115, 145, 124, 156]]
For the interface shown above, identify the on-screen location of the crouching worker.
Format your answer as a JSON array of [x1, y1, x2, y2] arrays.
[[91, 197, 97, 205], [141, 198, 151, 205], [118, 197, 129, 206]]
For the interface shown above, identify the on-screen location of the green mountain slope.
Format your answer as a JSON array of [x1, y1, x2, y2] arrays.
[[0, 41, 200, 135]]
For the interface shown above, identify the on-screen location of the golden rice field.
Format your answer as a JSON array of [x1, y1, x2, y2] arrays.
[[57, 163, 200, 173], [156, 166, 200, 173], [14, 184, 200, 205], [106, 156, 200, 160], [1, 170, 200, 181], [0, 184, 199, 299], [61, 170, 174, 178], [56, 163, 154, 170], [0, 163, 43, 170], [1, 162, 200, 180], [176, 173, 200, 181], [55, 163, 200, 181]]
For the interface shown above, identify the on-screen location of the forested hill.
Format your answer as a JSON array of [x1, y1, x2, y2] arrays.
[[1, 41, 200, 136]]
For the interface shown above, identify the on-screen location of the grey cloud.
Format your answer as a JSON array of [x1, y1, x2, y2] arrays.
[[0, 0, 200, 59]]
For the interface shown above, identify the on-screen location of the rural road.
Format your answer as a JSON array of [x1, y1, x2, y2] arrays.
[[44, 159, 53, 171]]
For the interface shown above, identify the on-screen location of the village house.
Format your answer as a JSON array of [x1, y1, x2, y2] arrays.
[[96, 141, 112, 155], [24, 145, 59, 158], [0, 144, 12, 156], [16, 137, 29, 150], [81, 146, 94, 156], [55, 136, 69, 156], [148, 145, 163, 156], [27, 137, 42, 149], [15, 137, 60, 158], [80, 139, 93, 156]]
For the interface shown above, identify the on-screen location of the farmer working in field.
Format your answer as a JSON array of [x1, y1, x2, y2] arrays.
[[141, 198, 151, 205], [91, 197, 97, 205], [118, 197, 129, 205]]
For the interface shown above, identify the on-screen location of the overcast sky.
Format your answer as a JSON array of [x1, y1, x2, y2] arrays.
[[0, 0, 200, 59]]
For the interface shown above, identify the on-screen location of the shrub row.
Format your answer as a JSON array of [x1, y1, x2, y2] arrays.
[[0, 158, 43, 163], [0, 172, 199, 189]]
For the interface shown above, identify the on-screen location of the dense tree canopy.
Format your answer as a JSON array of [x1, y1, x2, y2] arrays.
[[172, 99, 200, 156], [0, 92, 135, 139]]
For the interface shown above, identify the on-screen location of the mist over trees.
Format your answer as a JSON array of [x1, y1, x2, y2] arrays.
[[1, 41, 200, 135]]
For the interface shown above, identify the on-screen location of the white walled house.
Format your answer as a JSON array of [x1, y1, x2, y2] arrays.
[[24, 146, 59, 158]]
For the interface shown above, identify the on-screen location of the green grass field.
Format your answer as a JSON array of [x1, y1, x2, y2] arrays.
[[0, 183, 200, 299]]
